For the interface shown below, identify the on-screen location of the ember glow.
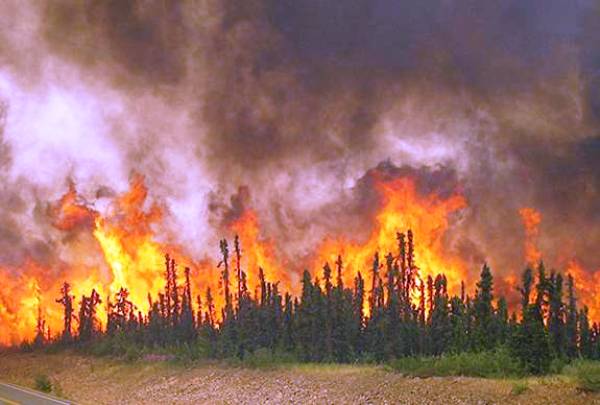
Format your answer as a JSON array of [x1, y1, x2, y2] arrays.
[[0, 1, 598, 346]]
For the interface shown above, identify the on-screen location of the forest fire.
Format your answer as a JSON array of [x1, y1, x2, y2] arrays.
[[1, 169, 595, 348], [0, 174, 304, 345], [0, 4, 599, 401]]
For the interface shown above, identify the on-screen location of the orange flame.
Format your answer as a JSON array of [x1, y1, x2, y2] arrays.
[[566, 260, 600, 322], [519, 207, 542, 266], [48, 181, 97, 231], [229, 209, 291, 296], [314, 175, 467, 310]]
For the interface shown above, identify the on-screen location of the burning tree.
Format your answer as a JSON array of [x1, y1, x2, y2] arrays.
[[55, 282, 74, 342], [12, 228, 600, 374], [78, 289, 102, 342]]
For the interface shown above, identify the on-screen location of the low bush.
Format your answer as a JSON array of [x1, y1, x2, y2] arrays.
[[169, 339, 210, 363], [240, 348, 298, 369], [549, 357, 567, 374], [84, 333, 143, 361], [34, 374, 52, 393], [389, 347, 525, 378], [564, 360, 600, 392], [510, 381, 529, 395]]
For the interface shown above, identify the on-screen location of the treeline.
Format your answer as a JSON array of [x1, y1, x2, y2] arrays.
[[37, 231, 600, 374]]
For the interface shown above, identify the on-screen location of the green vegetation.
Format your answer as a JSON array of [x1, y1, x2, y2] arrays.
[[510, 381, 529, 395], [33, 374, 52, 393], [231, 348, 298, 369], [564, 360, 600, 392], [389, 348, 524, 378]]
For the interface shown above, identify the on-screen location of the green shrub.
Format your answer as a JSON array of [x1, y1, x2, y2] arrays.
[[566, 360, 600, 392], [549, 357, 567, 374], [170, 339, 210, 363], [389, 348, 525, 378], [88, 338, 115, 357], [84, 333, 144, 361], [34, 374, 52, 393], [241, 348, 298, 369], [511, 381, 529, 395], [124, 345, 142, 363]]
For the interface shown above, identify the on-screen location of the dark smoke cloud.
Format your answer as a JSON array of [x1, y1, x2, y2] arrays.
[[44, 0, 188, 86], [209, 185, 252, 228]]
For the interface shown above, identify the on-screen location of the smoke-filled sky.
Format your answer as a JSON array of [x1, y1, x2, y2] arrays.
[[0, 0, 598, 282]]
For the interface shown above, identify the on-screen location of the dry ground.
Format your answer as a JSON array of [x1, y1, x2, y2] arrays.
[[0, 352, 598, 404]]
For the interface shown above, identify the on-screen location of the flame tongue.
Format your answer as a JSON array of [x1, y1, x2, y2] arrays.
[[566, 260, 600, 322], [314, 176, 467, 310], [519, 207, 542, 266]]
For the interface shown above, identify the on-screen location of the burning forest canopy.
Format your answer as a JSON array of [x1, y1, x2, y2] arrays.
[[0, 1, 598, 346]]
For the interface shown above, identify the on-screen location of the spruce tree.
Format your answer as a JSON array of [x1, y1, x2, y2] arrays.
[[548, 272, 565, 358], [511, 267, 551, 374], [353, 271, 365, 355], [565, 274, 578, 358], [55, 282, 74, 342], [296, 270, 316, 361], [430, 275, 451, 355], [473, 264, 495, 350], [383, 253, 401, 358], [449, 295, 468, 352], [580, 307, 592, 358]]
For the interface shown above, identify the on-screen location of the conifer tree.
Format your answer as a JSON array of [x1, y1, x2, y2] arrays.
[[170, 257, 180, 327], [282, 293, 294, 352], [495, 296, 509, 344], [296, 270, 316, 361], [205, 287, 216, 329], [548, 272, 565, 358], [353, 271, 365, 355], [234, 234, 242, 304], [426, 275, 434, 323], [473, 264, 495, 350], [34, 303, 46, 347], [179, 267, 196, 342], [78, 289, 101, 341], [331, 255, 354, 361], [565, 274, 578, 358], [511, 267, 550, 374], [430, 274, 451, 355], [383, 253, 401, 358], [535, 262, 548, 320], [520, 267, 534, 318], [164, 254, 173, 324], [55, 282, 74, 342], [580, 307, 592, 358], [396, 232, 407, 306], [449, 295, 468, 352], [219, 239, 233, 319]]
